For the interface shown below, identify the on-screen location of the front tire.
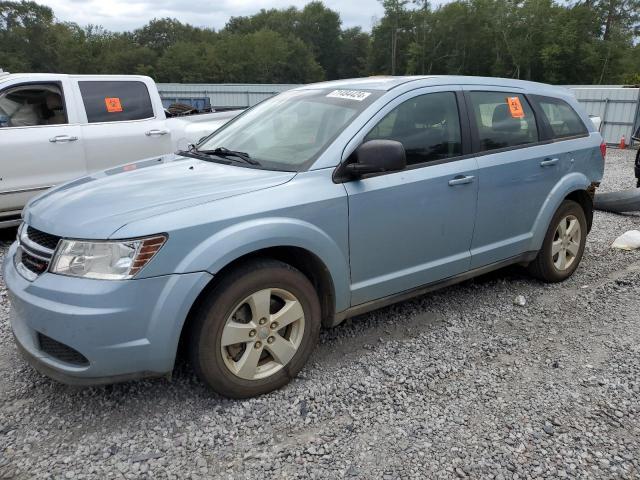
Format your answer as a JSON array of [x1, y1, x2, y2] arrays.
[[528, 200, 587, 283], [188, 259, 321, 398]]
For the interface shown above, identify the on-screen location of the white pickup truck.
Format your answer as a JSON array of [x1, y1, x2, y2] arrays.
[[0, 72, 239, 227]]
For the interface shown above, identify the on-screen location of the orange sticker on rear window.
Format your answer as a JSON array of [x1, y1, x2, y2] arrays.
[[506, 96, 524, 118], [105, 97, 123, 113]]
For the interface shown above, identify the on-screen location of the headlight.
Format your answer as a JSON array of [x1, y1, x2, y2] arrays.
[[50, 235, 166, 280]]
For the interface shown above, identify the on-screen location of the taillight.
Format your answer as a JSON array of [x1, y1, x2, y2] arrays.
[[600, 141, 606, 160]]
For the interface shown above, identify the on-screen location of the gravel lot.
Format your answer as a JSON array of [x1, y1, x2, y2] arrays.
[[1, 148, 639, 479]]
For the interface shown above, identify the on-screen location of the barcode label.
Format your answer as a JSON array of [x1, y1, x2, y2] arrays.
[[326, 90, 371, 101]]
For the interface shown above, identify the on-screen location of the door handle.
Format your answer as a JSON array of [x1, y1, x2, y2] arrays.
[[145, 129, 170, 137], [448, 175, 475, 186], [540, 158, 559, 167], [49, 135, 78, 143]]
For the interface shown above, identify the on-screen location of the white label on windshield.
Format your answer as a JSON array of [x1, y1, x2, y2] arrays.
[[326, 90, 371, 101]]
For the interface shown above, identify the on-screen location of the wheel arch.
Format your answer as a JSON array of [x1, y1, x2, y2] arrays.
[[529, 173, 593, 252], [565, 189, 594, 232], [176, 244, 341, 365]]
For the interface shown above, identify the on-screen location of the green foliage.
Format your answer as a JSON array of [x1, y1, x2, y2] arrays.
[[0, 0, 638, 84], [339, 27, 371, 78], [377, 0, 638, 84]]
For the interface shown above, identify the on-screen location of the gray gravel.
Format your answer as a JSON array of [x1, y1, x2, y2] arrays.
[[1, 148, 639, 479]]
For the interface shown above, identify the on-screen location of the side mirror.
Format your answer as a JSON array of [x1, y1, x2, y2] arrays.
[[345, 140, 406, 178]]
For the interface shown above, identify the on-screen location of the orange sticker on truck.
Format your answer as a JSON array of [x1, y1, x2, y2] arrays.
[[105, 97, 123, 113], [506, 96, 524, 118]]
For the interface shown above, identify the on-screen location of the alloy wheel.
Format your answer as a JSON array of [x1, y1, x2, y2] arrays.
[[552, 214, 581, 271], [220, 288, 305, 380]]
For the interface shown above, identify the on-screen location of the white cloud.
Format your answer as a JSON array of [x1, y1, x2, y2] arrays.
[[35, 0, 386, 32]]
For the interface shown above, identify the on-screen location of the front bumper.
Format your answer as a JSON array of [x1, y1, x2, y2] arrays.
[[3, 241, 212, 385]]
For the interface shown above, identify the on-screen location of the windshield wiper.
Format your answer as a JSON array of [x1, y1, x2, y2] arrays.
[[197, 147, 261, 166], [176, 149, 232, 164]]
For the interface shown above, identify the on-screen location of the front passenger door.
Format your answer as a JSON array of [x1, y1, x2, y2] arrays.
[[0, 80, 86, 222], [343, 89, 478, 306]]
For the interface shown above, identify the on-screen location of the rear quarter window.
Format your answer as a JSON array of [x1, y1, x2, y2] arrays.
[[78, 81, 154, 123], [533, 96, 588, 139]]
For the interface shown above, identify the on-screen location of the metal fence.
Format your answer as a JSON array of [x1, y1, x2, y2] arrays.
[[158, 82, 640, 145], [157, 83, 297, 110], [569, 87, 640, 145]]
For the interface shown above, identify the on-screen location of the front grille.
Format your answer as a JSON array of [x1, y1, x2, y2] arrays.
[[21, 250, 49, 275], [37, 333, 89, 366], [16, 224, 59, 280], [26, 226, 61, 251]]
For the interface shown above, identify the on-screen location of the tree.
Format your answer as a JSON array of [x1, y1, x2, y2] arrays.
[[621, 44, 640, 84], [0, 1, 58, 71], [224, 2, 342, 79], [156, 41, 213, 83], [297, 2, 342, 78], [225, 7, 299, 36], [370, 0, 412, 74], [338, 27, 371, 78], [96, 34, 158, 76], [133, 18, 215, 52], [211, 30, 324, 83], [1, 0, 638, 84]]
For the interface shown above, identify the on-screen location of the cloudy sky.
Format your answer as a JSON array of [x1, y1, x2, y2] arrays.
[[35, 0, 386, 32]]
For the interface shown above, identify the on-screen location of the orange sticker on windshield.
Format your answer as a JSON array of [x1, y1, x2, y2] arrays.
[[105, 97, 123, 113], [506, 96, 524, 118]]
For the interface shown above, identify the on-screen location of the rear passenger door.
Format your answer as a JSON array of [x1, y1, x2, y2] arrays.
[[463, 88, 563, 269], [344, 88, 478, 305], [74, 79, 172, 171], [529, 94, 591, 180]]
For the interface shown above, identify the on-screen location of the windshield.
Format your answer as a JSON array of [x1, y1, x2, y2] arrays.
[[198, 88, 381, 171]]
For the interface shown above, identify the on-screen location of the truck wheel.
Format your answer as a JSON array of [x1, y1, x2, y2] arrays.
[[527, 200, 587, 283], [188, 258, 321, 398]]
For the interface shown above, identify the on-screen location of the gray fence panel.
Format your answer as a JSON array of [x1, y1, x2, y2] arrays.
[[570, 87, 640, 145], [157, 83, 298, 109]]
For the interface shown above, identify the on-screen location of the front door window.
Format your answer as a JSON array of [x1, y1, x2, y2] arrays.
[[0, 84, 67, 128]]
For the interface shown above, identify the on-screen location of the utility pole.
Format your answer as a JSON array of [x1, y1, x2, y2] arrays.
[[391, 27, 403, 75], [391, 29, 396, 75]]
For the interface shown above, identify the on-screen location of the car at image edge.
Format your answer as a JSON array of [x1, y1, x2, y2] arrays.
[[0, 72, 239, 227], [3, 75, 606, 398]]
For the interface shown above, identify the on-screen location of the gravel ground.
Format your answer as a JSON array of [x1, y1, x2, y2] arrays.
[[1, 148, 639, 480]]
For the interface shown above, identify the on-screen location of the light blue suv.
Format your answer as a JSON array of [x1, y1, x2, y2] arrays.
[[4, 76, 605, 398]]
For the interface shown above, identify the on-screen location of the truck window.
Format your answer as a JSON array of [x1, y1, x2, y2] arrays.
[[78, 81, 154, 123], [364, 91, 462, 166], [468, 91, 538, 152], [0, 83, 67, 128], [534, 96, 588, 139]]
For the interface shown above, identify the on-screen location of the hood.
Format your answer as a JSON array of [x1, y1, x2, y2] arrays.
[[24, 154, 296, 239]]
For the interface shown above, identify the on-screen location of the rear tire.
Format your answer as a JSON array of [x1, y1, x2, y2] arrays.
[[527, 200, 587, 283], [188, 258, 321, 398]]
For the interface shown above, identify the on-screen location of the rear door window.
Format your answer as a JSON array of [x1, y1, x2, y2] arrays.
[[79, 81, 154, 123], [467, 91, 538, 152], [533, 96, 588, 139]]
